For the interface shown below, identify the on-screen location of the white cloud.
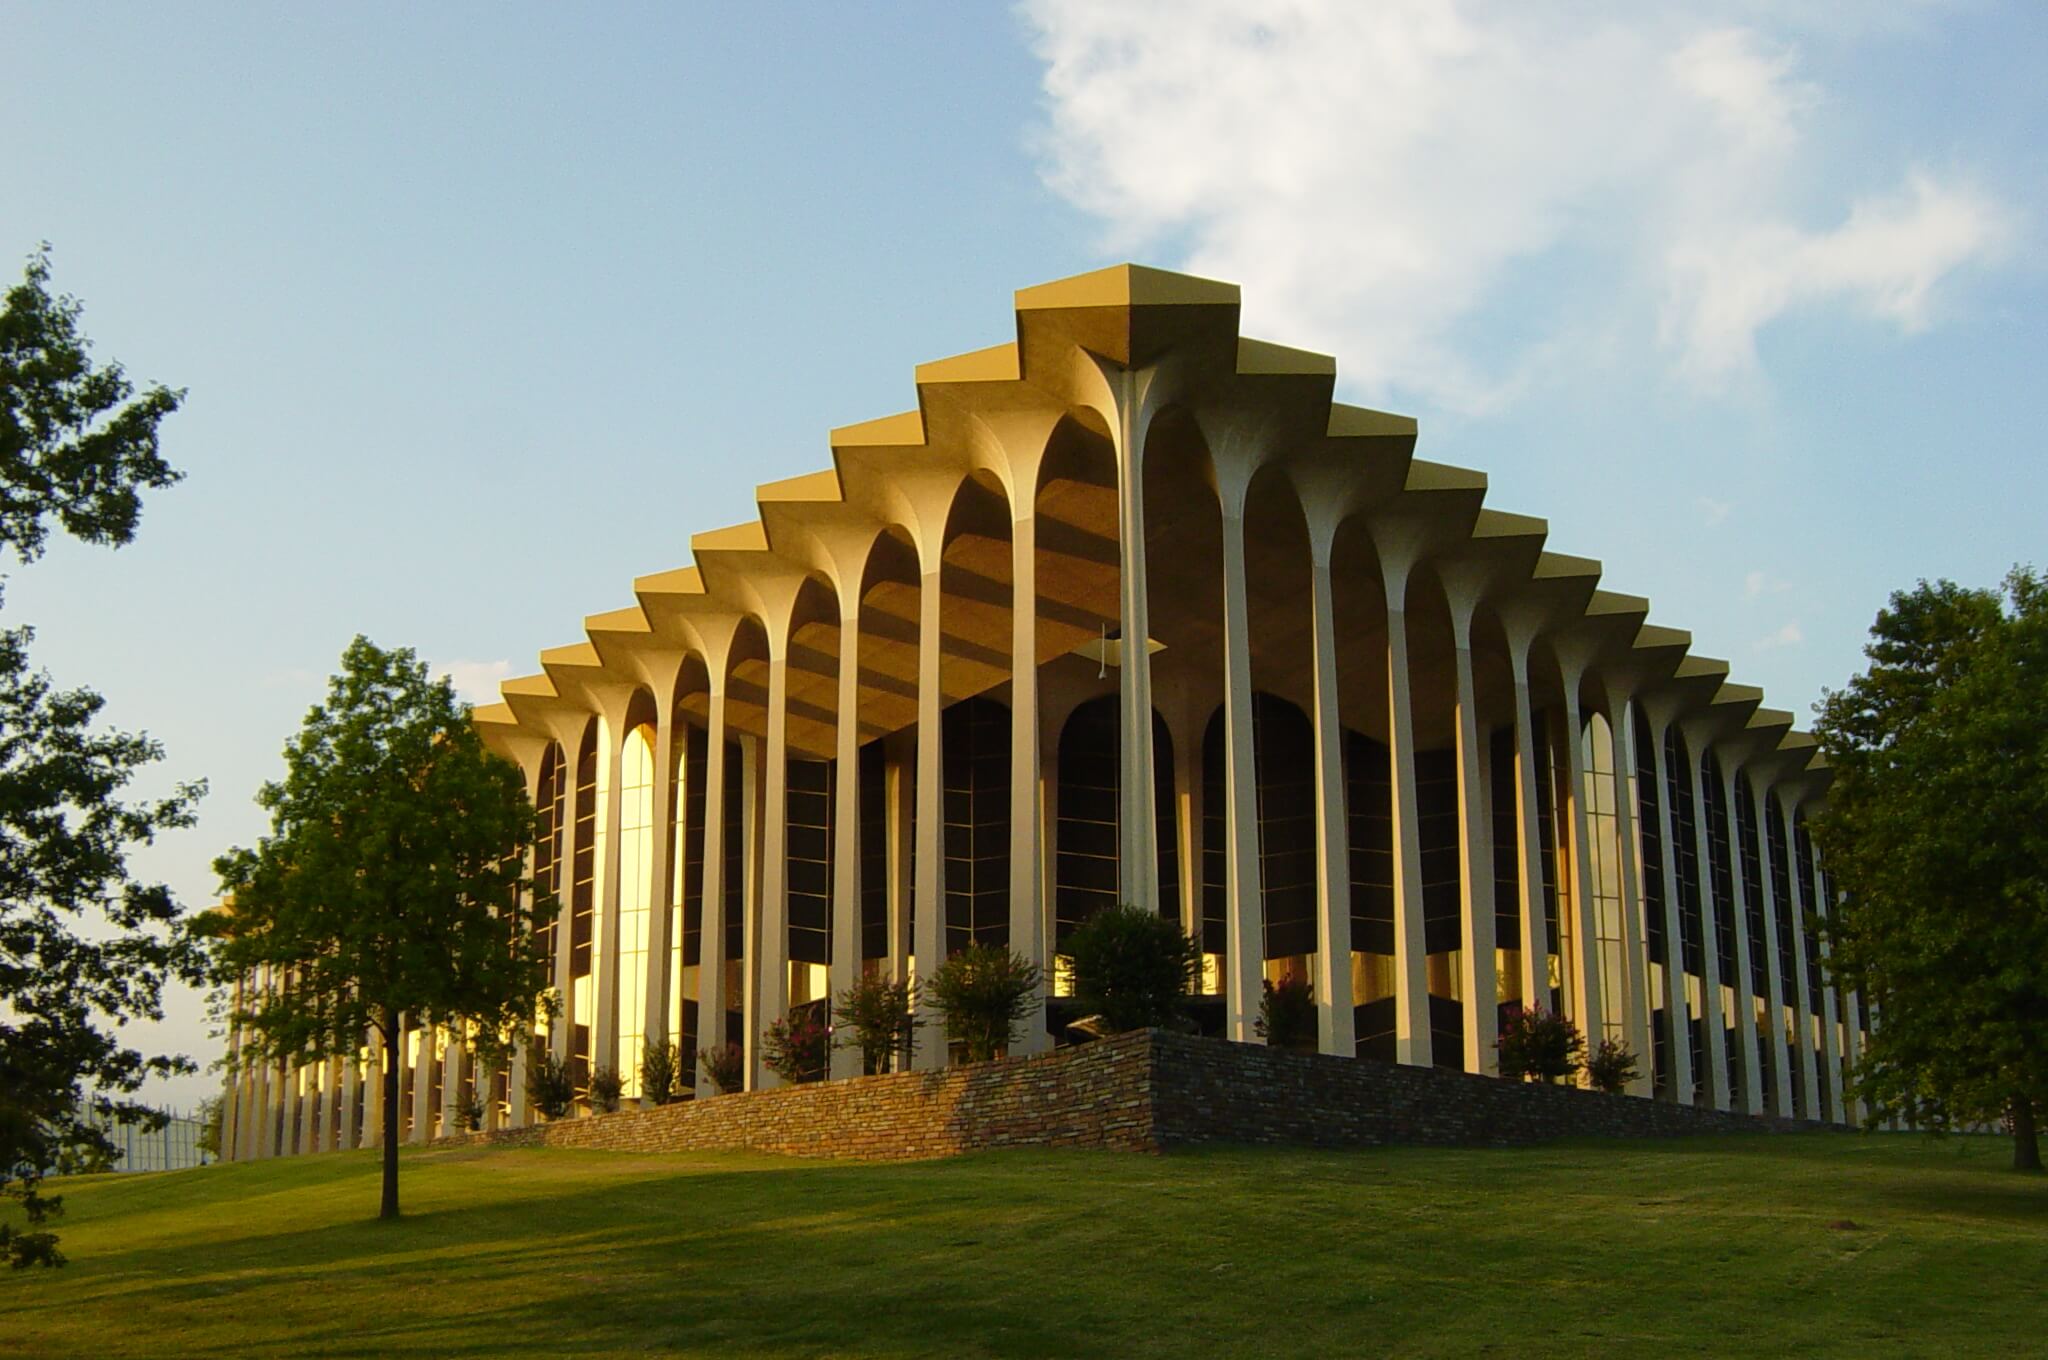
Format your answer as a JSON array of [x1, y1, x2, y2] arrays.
[[435, 658, 512, 703], [1744, 569, 1790, 598], [1753, 621, 1803, 651], [1022, 1, 2011, 409]]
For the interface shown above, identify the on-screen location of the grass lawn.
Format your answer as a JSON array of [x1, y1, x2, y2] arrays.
[[2, 1133, 2041, 1358]]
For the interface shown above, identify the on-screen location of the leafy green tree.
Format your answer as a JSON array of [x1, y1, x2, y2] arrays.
[[1813, 568, 2048, 1172], [925, 943, 1041, 1063], [1065, 903, 1200, 1034], [201, 637, 556, 1218], [1255, 975, 1316, 1051], [1, 246, 200, 1269], [833, 971, 917, 1075]]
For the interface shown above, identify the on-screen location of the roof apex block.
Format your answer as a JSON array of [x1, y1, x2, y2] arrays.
[[1587, 589, 1650, 617], [1471, 508, 1547, 540], [1675, 655, 1729, 680], [757, 469, 845, 505], [539, 642, 603, 670], [914, 342, 1022, 386], [1636, 623, 1692, 650], [635, 565, 704, 597], [1236, 336, 1336, 377], [585, 605, 651, 636], [471, 702, 519, 727], [692, 521, 771, 555], [1534, 551, 1601, 580], [1014, 262, 1240, 312], [1327, 403, 1419, 439], [1712, 682, 1766, 707], [1405, 459, 1486, 493], [500, 674, 560, 700], [829, 409, 926, 449]]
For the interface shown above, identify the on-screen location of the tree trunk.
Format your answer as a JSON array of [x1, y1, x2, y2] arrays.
[[381, 1012, 402, 1218], [2014, 1097, 2042, 1173]]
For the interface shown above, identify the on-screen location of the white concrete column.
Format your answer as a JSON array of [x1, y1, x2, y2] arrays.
[[1643, 712, 1695, 1103], [1557, 677, 1605, 1055], [1826, 860, 1859, 1122], [1685, 734, 1732, 1112], [1610, 699, 1655, 1097], [1219, 503, 1263, 1042], [1009, 511, 1049, 1054], [911, 564, 946, 1070], [340, 1052, 361, 1150], [594, 716, 626, 1081], [1754, 775, 1795, 1118], [1791, 845, 1824, 1119], [360, 1025, 383, 1151], [829, 590, 865, 1079], [756, 652, 793, 1089], [1308, 540, 1357, 1058], [440, 1031, 462, 1135], [886, 737, 912, 984], [1720, 761, 1765, 1116], [1384, 575, 1433, 1069], [643, 704, 679, 1066], [1506, 642, 1554, 1016], [1450, 606, 1498, 1076], [739, 735, 763, 1086], [694, 690, 731, 1098], [410, 1025, 433, 1142], [1113, 368, 1160, 912], [1169, 692, 1202, 948], [549, 731, 581, 1064], [507, 1033, 528, 1130]]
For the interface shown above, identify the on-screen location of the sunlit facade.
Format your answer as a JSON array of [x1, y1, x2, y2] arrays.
[[220, 265, 1870, 1158]]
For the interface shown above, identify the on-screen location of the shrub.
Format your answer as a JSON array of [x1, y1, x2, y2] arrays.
[[835, 971, 918, 1075], [1496, 1004, 1586, 1084], [456, 1090, 485, 1132], [1255, 974, 1317, 1051], [764, 1006, 831, 1084], [1586, 1037, 1640, 1094], [639, 1038, 685, 1106], [1065, 903, 1201, 1034], [525, 1049, 575, 1120], [925, 942, 1042, 1063], [587, 1065, 624, 1114], [698, 1042, 745, 1096]]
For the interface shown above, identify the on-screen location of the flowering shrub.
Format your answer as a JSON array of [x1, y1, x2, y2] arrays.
[[698, 1042, 745, 1096], [1586, 1037, 1640, 1094], [1255, 975, 1317, 1051], [1495, 1004, 1585, 1084], [764, 1006, 831, 1084], [1065, 903, 1201, 1033]]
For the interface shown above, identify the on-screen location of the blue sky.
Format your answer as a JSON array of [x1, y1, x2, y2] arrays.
[[4, 2, 2041, 1107]]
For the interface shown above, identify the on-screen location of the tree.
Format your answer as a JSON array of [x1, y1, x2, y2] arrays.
[[924, 944, 1041, 1063], [201, 637, 557, 1219], [1, 247, 200, 1269], [1064, 903, 1201, 1034], [1495, 1004, 1585, 1084], [1813, 568, 2048, 1172]]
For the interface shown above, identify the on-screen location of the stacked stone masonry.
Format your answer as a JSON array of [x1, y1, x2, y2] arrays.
[[432, 1029, 1822, 1162]]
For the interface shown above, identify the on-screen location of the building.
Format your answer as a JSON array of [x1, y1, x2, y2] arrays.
[[221, 265, 1866, 1160], [86, 1106, 216, 1173]]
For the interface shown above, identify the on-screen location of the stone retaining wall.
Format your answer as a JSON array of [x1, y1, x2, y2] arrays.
[[434, 1030, 1823, 1161]]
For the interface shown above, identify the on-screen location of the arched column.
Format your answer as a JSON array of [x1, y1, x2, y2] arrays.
[[1754, 776, 1796, 1118], [1679, 720, 1732, 1112], [1641, 704, 1695, 1104], [1381, 553, 1432, 1069], [1444, 586, 1498, 1074], [692, 643, 736, 1098], [1609, 695, 1655, 1096], [1218, 473, 1262, 1042], [1790, 812, 1824, 1119], [1551, 639, 1605, 1056], [911, 558, 945, 1069], [1719, 756, 1765, 1116]]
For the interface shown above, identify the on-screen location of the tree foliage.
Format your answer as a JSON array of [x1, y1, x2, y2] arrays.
[[1, 247, 199, 1269], [201, 637, 556, 1217], [1064, 903, 1200, 1035], [833, 971, 917, 1075], [1495, 1004, 1585, 1085], [1813, 568, 2048, 1171], [925, 944, 1040, 1063], [1, 246, 184, 562]]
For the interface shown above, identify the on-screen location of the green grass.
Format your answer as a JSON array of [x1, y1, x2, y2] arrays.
[[2, 1134, 2042, 1358]]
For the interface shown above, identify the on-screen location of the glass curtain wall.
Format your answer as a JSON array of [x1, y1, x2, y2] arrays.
[[614, 722, 656, 1098], [1581, 713, 1626, 1045]]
